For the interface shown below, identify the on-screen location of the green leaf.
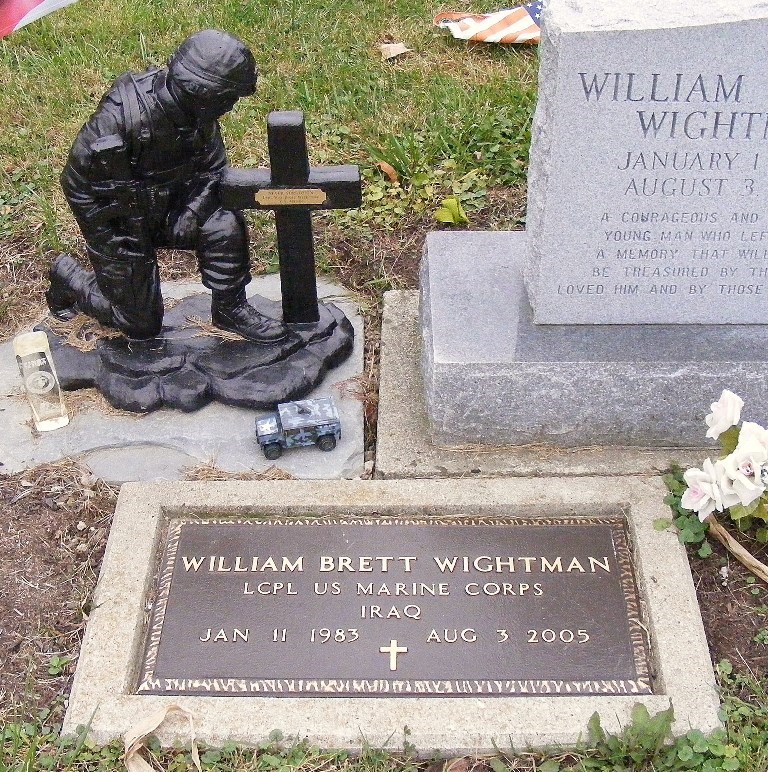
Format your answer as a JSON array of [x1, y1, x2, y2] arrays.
[[719, 426, 740, 455], [489, 757, 508, 772], [586, 711, 605, 744], [753, 499, 768, 523], [729, 501, 758, 520], [690, 733, 710, 754], [677, 744, 694, 762], [680, 525, 706, 544], [630, 702, 652, 729], [654, 518, 673, 531], [698, 541, 713, 558], [722, 758, 740, 771], [539, 762, 560, 772], [434, 208, 455, 224], [434, 197, 469, 225]]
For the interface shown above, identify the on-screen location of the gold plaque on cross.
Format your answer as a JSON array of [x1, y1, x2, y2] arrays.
[[254, 188, 327, 206]]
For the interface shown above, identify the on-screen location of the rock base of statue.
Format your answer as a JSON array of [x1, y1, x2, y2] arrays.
[[37, 293, 354, 413]]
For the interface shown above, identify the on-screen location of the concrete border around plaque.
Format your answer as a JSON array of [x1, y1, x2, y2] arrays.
[[63, 478, 719, 753]]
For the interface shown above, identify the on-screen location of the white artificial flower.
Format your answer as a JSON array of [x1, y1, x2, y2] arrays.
[[719, 434, 768, 507], [736, 421, 768, 456], [705, 390, 744, 440], [681, 458, 730, 521]]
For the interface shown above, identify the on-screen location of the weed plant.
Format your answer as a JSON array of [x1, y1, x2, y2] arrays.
[[659, 465, 714, 558]]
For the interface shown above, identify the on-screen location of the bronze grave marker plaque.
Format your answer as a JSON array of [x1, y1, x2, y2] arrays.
[[138, 516, 652, 697]]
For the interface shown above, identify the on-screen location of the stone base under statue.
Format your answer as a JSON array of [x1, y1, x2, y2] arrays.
[[39, 293, 353, 412]]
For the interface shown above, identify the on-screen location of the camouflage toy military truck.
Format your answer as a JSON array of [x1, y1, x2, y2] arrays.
[[255, 397, 341, 460]]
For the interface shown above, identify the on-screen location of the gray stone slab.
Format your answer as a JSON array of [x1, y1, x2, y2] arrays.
[[0, 276, 363, 482], [62, 478, 720, 753], [376, 289, 705, 478], [421, 230, 768, 447], [525, 0, 768, 324]]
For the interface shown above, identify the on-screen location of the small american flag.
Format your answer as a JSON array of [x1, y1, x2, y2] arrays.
[[434, 1, 542, 44], [0, 0, 78, 38]]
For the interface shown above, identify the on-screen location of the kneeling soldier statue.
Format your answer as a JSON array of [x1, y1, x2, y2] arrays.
[[47, 29, 288, 343]]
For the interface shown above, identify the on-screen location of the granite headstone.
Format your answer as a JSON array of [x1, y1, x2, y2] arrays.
[[525, 0, 768, 324], [420, 0, 768, 447]]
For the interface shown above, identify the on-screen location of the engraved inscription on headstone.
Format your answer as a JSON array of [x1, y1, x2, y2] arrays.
[[526, 1, 768, 323], [138, 517, 652, 696]]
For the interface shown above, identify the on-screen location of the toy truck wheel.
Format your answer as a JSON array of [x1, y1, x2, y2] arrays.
[[317, 434, 337, 452], [263, 442, 282, 460]]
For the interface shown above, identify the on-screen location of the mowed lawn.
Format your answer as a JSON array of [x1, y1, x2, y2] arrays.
[[0, 0, 536, 338]]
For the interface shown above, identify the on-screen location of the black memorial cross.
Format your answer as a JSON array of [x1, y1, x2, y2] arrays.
[[220, 111, 362, 325]]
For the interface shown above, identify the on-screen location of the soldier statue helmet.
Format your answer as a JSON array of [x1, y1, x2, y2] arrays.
[[47, 29, 287, 343]]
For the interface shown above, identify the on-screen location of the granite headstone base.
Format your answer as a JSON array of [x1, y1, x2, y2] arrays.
[[375, 291, 703, 479], [422, 231, 768, 447]]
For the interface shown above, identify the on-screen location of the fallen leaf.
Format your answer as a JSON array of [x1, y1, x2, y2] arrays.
[[80, 472, 97, 488], [380, 42, 411, 60], [9, 490, 34, 505], [376, 161, 399, 182], [124, 704, 201, 772], [444, 758, 471, 772]]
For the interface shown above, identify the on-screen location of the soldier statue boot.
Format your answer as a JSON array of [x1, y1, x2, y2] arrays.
[[211, 288, 289, 343], [46, 253, 113, 326]]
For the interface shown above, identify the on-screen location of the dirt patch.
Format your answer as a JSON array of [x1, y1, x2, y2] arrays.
[[320, 186, 526, 299], [0, 462, 117, 718], [690, 534, 768, 676]]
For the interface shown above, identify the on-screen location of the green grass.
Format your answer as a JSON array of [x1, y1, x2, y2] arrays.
[[3, 673, 768, 771], [0, 0, 536, 258]]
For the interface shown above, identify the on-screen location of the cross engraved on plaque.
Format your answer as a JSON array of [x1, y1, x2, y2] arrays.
[[219, 111, 362, 325], [380, 639, 408, 671]]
